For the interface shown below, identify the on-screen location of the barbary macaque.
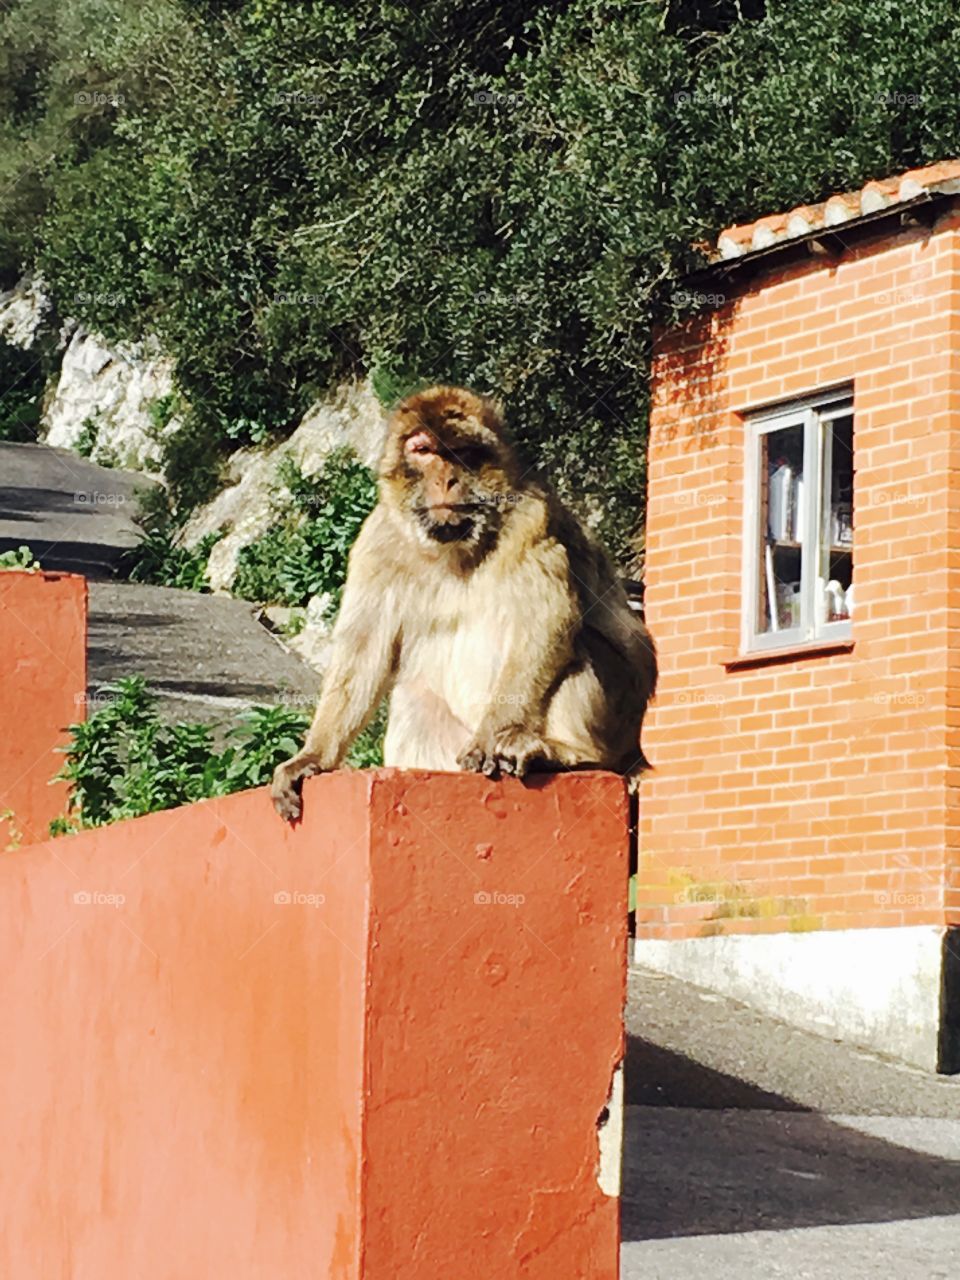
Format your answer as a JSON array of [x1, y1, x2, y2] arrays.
[[272, 385, 657, 820]]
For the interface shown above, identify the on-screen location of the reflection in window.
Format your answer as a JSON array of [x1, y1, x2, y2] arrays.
[[748, 396, 853, 649]]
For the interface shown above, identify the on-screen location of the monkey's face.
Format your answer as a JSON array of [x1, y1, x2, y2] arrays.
[[402, 430, 502, 545], [380, 387, 520, 553]]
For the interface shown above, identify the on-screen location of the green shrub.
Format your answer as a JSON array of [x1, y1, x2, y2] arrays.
[[233, 449, 377, 609], [123, 484, 220, 590], [0, 338, 44, 442], [0, 544, 41, 569], [10, 0, 960, 560], [50, 675, 385, 831]]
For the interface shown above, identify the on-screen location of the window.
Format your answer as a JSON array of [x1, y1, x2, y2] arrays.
[[743, 390, 854, 652]]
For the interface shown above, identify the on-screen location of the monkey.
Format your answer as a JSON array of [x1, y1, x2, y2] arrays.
[[271, 385, 657, 821]]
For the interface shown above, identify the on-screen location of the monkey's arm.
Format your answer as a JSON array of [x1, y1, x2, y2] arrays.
[[458, 540, 580, 779], [271, 517, 400, 820]]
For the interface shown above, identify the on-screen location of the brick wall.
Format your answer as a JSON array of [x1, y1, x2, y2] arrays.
[[640, 209, 960, 939]]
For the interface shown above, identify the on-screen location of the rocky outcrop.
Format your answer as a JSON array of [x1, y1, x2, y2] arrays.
[[1, 274, 388, 674], [43, 329, 177, 474], [0, 275, 49, 349], [0, 275, 176, 473], [178, 377, 386, 595]]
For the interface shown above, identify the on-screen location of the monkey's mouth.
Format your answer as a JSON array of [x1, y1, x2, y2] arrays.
[[416, 504, 479, 543]]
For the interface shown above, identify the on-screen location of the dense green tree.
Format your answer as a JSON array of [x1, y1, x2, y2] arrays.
[[3, 0, 960, 566]]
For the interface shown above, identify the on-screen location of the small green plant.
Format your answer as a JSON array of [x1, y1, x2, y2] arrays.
[[233, 449, 377, 610], [123, 486, 220, 591], [74, 415, 100, 458], [73, 412, 119, 467], [0, 339, 43, 443], [0, 545, 41, 570], [1, 808, 24, 851], [146, 392, 179, 438], [127, 528, 219, 591], [49, 677, 321, 830]]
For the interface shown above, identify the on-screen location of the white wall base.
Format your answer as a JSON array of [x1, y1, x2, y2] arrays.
[[632, 926, 949, 1072]]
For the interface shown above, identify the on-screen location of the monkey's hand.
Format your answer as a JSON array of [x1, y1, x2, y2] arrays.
[[457, 727, 549, 781], [271, 754, 322, 822]]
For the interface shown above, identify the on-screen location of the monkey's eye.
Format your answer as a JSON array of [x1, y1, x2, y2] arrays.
[[453, 446, 488, 468], [405, 432, 435, 457]]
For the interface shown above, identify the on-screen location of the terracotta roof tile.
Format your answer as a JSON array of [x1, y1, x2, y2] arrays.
[[715, 160, 960, 261]]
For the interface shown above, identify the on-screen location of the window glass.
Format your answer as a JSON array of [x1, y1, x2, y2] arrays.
[[758, 422, 805, 636]]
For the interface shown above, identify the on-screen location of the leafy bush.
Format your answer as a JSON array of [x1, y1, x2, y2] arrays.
[[9, 0, 960, 560], [0, 544, 41, 569], [233, 449, 378, 609], [123, 485, 220, 590], [0, 338, 44, 442], [50, 676, 384, 831], [127, 526, 219, 591]]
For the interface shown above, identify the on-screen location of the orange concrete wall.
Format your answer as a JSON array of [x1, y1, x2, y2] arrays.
[[0, 769, 628, 1278], [641, 209, 960, 938], [0, 570, 86, 848]]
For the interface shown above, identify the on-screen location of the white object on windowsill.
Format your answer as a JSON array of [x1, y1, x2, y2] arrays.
[[765, 543, 778, 632]]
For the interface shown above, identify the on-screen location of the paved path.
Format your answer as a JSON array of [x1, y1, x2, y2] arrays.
[[0, 440, 146, 577], [87, 582, 318, 725], [622, 966, 960, 1276], [1, 442, 318, 723]]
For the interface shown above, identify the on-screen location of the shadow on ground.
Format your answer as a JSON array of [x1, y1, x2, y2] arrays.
[[622, 1032, 960, 1240]]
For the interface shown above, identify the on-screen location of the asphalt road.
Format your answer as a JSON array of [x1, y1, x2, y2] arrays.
[[0, 440, 147, 577], [86, 581, 318, 725], [1, 442, 319, 724], [622, 966, 960, 1276]]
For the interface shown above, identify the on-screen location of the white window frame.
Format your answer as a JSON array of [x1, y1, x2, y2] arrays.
[[741, 388, 854, 654]]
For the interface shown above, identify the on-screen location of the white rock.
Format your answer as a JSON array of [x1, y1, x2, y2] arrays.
[[180, 377, 386, 592], [291, 378, 387, 473], [0, 274, 49, 349], [305, 591, 336, 625], [43, 329, 175, 473], [182, 446, 283, 591]]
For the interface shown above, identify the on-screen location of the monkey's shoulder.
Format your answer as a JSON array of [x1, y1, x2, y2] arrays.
[[347, 505, 408, 576]]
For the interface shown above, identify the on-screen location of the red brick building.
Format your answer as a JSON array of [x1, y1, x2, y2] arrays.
[[638, 161, 960, 1072]]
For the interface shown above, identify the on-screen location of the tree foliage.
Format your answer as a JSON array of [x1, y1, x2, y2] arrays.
[[4, 0, 960, 567]]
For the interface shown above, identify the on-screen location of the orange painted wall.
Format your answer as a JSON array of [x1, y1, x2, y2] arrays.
[[0, 570, 86, 848], [0, 769, 628, 1278], [641, 207, 960, 938]]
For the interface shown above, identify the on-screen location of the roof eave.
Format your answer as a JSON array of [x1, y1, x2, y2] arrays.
[[688, 187, 959, 293]]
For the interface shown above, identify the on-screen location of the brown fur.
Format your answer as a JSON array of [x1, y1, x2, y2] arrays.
[[272, 385, 657, 820]]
